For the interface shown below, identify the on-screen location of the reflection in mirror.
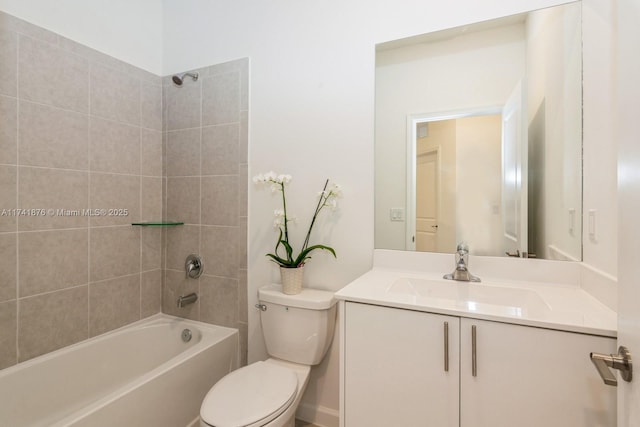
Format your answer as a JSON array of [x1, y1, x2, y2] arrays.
[[374, 1, 582, 261]]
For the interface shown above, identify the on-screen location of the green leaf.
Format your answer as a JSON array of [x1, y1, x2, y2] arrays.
[[293, 244, 336, 266]]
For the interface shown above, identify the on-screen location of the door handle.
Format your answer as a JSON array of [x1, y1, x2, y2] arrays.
[[590, 346, 633, 386], [471, 325, 477, 377], [505, 249, 520, 257], [444, 321, 449, 372]]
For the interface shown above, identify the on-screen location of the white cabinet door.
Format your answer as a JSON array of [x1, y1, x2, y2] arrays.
[[460, 319, 617, 427], [344, 302, 460, 427]]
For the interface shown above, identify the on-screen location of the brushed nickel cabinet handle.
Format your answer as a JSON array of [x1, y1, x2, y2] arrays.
[[471, 325, 477, 377], [444, 321, 449, 372]]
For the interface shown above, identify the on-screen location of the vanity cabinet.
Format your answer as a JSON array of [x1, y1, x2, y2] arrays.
[[344, 302, 460, 426], [343, 302, 617, 427]]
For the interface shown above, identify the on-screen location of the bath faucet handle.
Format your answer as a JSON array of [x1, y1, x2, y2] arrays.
[[185, 254, 203, 279]]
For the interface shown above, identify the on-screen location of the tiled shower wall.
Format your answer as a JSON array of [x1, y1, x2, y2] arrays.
[[161, 59, 249, 365], [0, 11, 163, 369], [0, 11, 249, 370]]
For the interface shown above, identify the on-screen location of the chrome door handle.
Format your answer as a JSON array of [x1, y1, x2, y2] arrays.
[[590, 346, 633, 386], [471, 325, 477, 377], [444, 321, 449, 372]]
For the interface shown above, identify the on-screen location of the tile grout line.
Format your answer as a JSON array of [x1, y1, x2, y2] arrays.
[[15, 30, 21, 365], [87, 62, 92, 339]]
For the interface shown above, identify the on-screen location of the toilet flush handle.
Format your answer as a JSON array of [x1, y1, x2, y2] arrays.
[[255, 303, 267, 311]]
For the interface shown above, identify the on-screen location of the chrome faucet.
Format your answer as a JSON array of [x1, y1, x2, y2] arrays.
[[177, 292, 198, 308], [443, 243, 481, 282]]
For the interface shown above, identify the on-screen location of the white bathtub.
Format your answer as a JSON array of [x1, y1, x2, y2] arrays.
[[0, 314, 239, 427]]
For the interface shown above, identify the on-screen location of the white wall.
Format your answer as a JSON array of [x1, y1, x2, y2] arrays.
[[0, 0, 163, 74], [526, 3, 582, 262], [582, 0, 618, 278]]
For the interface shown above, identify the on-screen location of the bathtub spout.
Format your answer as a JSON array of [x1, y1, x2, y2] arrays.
[[177, 293, 198, 308]]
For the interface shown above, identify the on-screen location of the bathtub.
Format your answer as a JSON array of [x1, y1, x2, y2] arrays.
[[0, 314, 238, 427]]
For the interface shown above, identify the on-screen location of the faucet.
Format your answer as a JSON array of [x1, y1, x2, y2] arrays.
[[177, 292, 198, 308], [185, 254, 203, 279], [443, 243, 481, 282]]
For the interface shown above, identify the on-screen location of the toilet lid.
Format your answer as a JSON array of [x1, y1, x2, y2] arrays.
[[201, 361, 298, 427]]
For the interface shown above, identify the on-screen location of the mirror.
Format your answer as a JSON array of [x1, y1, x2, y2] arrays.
[[374, 2, 582, 261]]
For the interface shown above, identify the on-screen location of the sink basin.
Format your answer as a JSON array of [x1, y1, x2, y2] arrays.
[[388, 278, 551, 318]]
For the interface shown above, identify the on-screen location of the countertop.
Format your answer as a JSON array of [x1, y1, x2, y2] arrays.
[[335, 267, 617, 337]]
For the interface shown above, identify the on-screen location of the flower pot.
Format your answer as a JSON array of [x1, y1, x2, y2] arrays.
[[280, 265, 305, 295]]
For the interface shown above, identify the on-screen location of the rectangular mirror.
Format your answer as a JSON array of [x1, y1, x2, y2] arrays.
[[374, 1, 582, 261]]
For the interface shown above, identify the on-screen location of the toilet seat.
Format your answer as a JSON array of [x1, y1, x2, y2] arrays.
[[200, 361, 298, 427]]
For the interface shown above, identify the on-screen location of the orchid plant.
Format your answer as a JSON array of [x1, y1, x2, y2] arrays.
[[253, 172, 341, 268]]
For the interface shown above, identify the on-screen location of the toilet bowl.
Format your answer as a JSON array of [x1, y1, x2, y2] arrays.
[[200, 285, 337, 427], [200, 359, 310, 427]]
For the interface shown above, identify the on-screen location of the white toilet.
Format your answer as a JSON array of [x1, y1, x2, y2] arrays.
[[200, 284, 337, 427]]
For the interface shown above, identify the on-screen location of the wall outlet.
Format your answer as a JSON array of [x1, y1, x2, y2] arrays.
[[390, 208, 405, 222]]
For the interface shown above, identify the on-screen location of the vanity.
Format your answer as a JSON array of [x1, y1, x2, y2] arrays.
[[335, 250, 617, 427]]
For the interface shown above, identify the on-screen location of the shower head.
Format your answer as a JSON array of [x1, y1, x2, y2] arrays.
[[172, 72, 199, 86]]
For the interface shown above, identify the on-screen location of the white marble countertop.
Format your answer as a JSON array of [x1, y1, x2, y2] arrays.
[[335, 267, 617, 337]]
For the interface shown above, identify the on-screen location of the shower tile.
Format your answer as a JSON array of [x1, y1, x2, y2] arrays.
[[239, 60, 249, 112], [18, 229, 88, 297], [89, 173, 140, 226], [18, 285, 88, 362], [0, 300, 17, 369], [0, 30, 17, 97], [142, 227, 162, 271], [166, 177, 200, 225], [18, 167, 88, 231], [239, 110, 248, 163], [165, 225, 200, 271], [201, 124, 239, 175], [90, 63, 140, 126], [204, 59, 244, 77], [0, 166, 17, 232], [201, 225, 239, 279], [0, 233, 16, 303], [165, 80, 201, 131], [90, 117, 140, 175], [90, 226, 140, 282], [166, 128, 201, 176], [238, 269, 248, 323], [19, 100, 89, 170], [239, 216, 248, 269], [201, 176, 238, 226], [18, 35, 89, 113], [142, 177, 162, 221], [239, 164, 248, 217], [141, 82, 162, 131], [0, 12, 58, 45], [0, 95, 17, 165], [162, 269, 199, 320], [238, 321, 248, 367], [202, 72, 240, 126], [141, 269, 162, 318], [141, 129, 163, 177], [89, 274, 140, 337], [200, 275, 238, 327]]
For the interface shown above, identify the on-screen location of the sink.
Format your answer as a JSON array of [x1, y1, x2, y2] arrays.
[[388, 278, 551, 318]]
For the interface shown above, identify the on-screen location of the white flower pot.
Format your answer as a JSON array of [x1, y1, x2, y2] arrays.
[[280, 265, 305, 295]]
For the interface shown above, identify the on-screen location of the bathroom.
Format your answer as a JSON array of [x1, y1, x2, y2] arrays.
[[0, 0, 638, 426]]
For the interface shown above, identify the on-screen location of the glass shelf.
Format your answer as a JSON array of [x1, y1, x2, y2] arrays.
[[131, 221, 184, 227]]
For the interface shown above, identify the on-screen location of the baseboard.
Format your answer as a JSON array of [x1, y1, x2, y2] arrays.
[[296, 402, 339, 427]]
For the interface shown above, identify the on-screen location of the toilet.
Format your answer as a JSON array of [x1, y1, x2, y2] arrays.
[[200, 284, 337, 427]]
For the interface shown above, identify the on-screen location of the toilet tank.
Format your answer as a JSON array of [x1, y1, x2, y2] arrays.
[[258, 284, 337, 365]]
